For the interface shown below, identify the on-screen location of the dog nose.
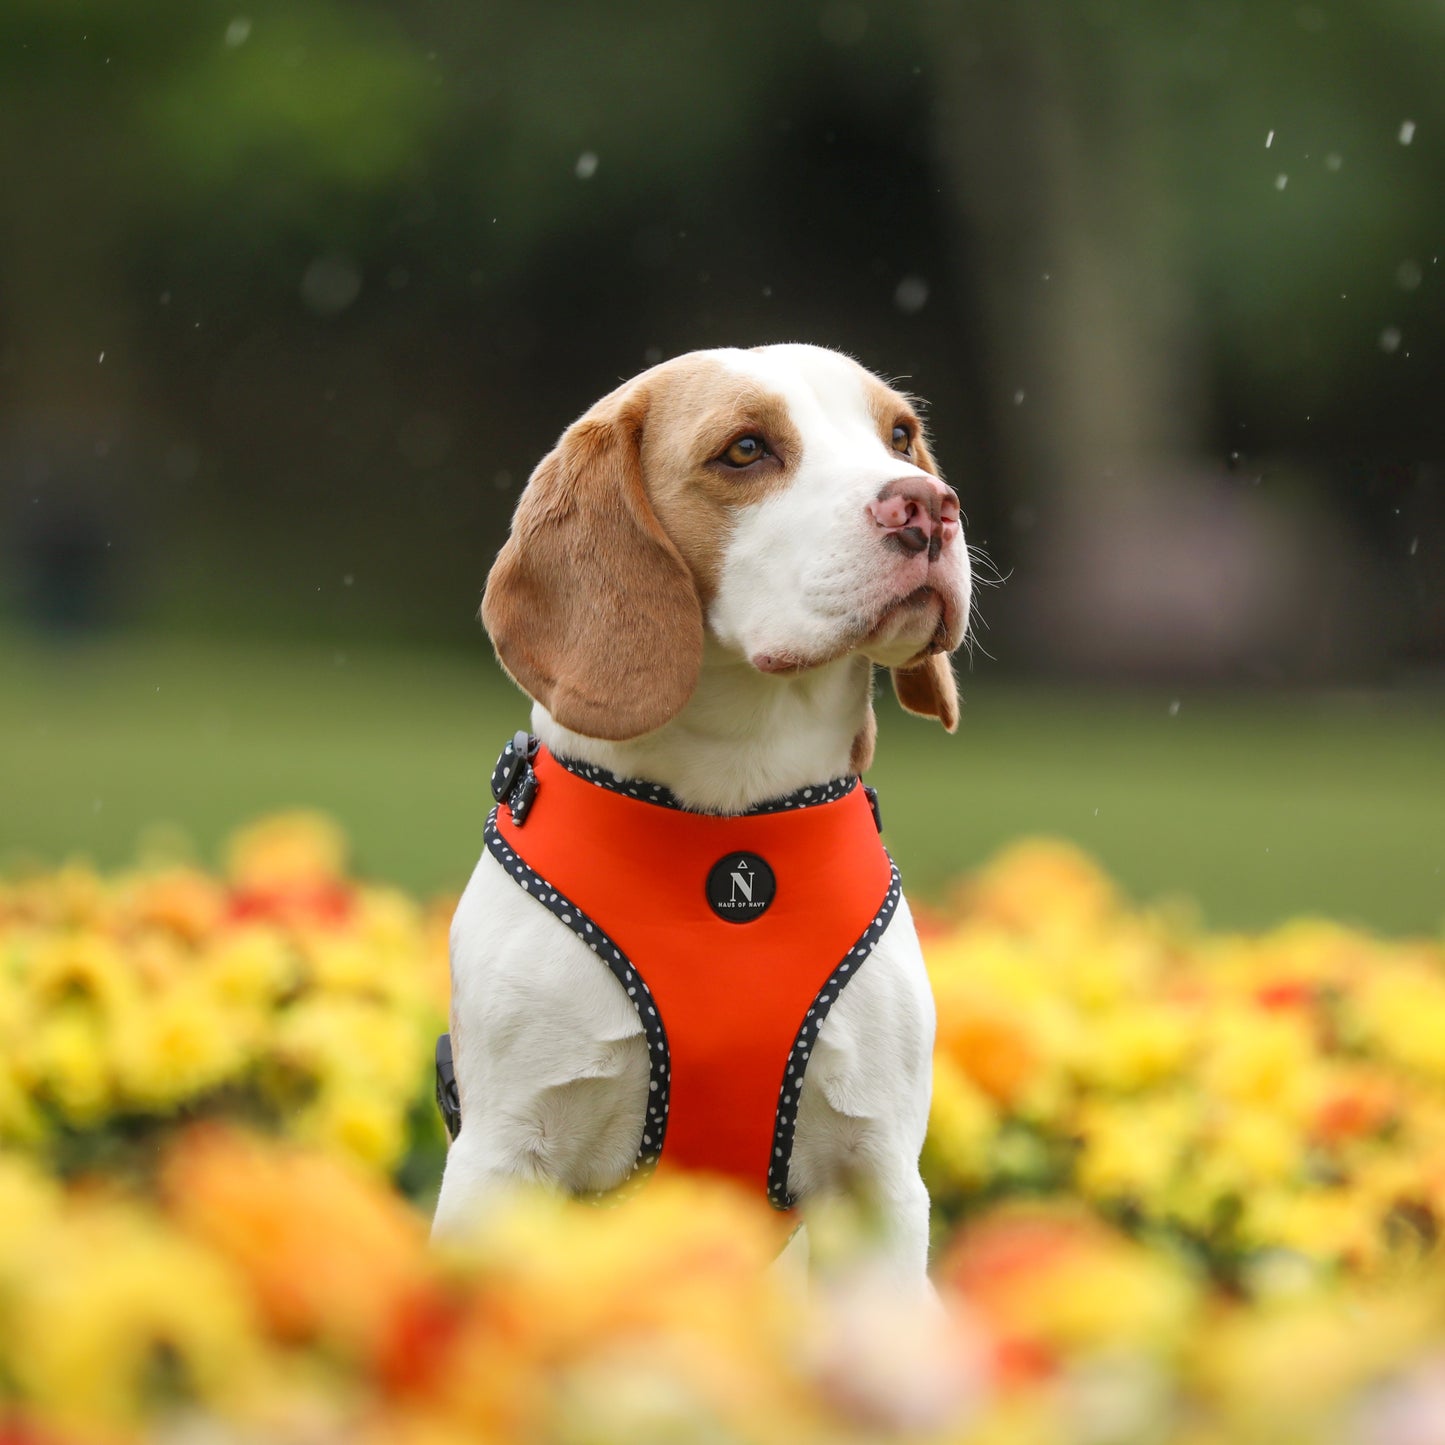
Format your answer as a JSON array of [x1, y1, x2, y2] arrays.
[[867, 477, 961, 561]]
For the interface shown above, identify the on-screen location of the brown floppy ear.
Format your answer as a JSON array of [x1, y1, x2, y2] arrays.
[[481, 389, 704, 740], [891, 654, 959, 732]]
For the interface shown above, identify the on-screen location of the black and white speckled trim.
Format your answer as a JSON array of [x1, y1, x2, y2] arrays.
[[552, 751, 858, 815], [765, 861, 903, 1209], [484, 808, 670, 1200]]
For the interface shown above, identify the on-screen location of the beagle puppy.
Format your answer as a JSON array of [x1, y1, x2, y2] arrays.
[[433, 344, 970, 1290]]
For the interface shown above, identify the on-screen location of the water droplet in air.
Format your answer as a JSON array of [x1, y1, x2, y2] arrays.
[[1275, 173, 1289, 190], [1265, 129, 1275, 148], [225, 17, 251, 47], [1325, 153, 1343, 172], [1396, 260, 1423, 291], [1013, 389, 1025, 405], [574, 151, 599, 180], [1399, 120, 1416, 145], [1409, 537, 1419, 557], [1169, 699, 1181, 717], [1379, 326, 1403, 354], [300, 254, 362, 317], [894, 276, 929, 314]]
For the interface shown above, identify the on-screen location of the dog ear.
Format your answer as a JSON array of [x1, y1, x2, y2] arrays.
[[891, 653, 959, 732], [481, 389, 704, 741]]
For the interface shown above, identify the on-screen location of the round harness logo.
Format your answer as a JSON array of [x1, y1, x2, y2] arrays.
[[705, 852, 776, 923]]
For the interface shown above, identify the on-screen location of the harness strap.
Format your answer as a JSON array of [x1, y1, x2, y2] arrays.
[[482, 741, 898, 1208]]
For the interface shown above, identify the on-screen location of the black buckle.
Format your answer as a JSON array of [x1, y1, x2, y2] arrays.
[[490, 731, 540, 824], [864, 784, 883, 833], [435, 1033, 461, 1141]]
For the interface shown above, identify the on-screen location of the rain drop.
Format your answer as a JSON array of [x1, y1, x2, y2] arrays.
[[300, 253, 362, 317], [1399, 120, 1416, 145], [1275, 173, 1289, 190], [1379, 326, 1403, 354], [225, 17, 251, 47], [1265, 129, 1275, 148], [574, 151, 599, 180], [894, 275, 929, 314], [1325, 153, 1343, 172], [1396, 260, 1423, 291]]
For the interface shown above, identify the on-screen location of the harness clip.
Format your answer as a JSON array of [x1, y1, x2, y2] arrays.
[[864, 784, 883, 834], [435, 1033, 461, 1141], [491, 731, 541, 824]]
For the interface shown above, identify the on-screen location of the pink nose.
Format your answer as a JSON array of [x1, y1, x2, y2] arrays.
[[867, 477, 961, 561]]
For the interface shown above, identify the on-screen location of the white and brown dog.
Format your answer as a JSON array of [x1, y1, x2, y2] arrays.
[[433, 344, 970, 1290]]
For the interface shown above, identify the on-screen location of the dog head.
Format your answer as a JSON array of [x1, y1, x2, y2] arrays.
[[482, 344, 971, 743]]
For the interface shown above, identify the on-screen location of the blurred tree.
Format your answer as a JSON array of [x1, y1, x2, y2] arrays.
[[0, 0, 438, 626]]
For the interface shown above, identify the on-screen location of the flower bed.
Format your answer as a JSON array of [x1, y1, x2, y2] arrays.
[[2, 818, 1443, 1442]]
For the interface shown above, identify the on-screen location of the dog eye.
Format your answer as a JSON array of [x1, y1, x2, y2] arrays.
[[891, 424, 914, 456], [721, 436, 769, 468]]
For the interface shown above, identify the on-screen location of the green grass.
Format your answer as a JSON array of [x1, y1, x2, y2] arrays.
[[1, 632, 1441, 934]]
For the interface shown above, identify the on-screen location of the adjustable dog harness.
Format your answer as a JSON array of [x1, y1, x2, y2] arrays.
[[441, 734, 900, 1210]]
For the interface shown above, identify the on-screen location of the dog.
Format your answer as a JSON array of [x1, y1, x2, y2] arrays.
[[432, 343, 970, 1292]]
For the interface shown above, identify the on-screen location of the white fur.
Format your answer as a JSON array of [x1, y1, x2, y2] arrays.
[[433, 345, 969, 1293]]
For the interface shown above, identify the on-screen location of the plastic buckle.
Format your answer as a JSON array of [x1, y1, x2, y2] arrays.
[[864, 784, 883, 834], [491, 731, 540, 824], [435, 1033, 461, 1141], [491, 735, 526, 803]]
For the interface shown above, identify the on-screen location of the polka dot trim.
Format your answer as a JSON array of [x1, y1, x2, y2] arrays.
[[765, 861, 902, 1210], [484, 808, 670, 1202], [553, 750, 858, 816]]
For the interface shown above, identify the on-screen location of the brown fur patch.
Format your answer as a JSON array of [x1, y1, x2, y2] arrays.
[[481, 385, 705, 740], [640, 359, 803, 606], [892, 653, 959, 732], [863, 373, 941, 479]]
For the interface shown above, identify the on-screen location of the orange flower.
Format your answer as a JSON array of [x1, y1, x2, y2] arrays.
[[123, 868, 226, 946], [160, 1125, 425, 1357], [937, 1009, 1037, 1107]]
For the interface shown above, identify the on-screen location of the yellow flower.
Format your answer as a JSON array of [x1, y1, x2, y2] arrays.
[[1199, 1007, 1317, 1120], [271, 995, 427, 1100], [1209, 1106, 1304, 1189], [22, 930, 139, 1019], [1355, 967, 1445, 1083], [7, 1201, 265, 1433], [1240, 1187, 1379, 1268], [1073, 1003, 1197, 1092], [112, 980, 249, 1110], [17, 1008, 112, 1124], [296, 1081, 408, 1171], [1075, 1093, 1195, 1204], [0, 1153, 58, 1270], [924, 1054, 999, 1192], [202, 923, 299, 1009]]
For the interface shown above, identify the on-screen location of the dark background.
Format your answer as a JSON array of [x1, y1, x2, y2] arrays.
[[3, 0, 1442, 677]]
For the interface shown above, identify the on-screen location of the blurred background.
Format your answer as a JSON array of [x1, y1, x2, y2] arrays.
[[2, 0, 1441, 930]]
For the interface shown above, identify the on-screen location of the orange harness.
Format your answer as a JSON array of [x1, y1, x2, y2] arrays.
[[483, 737, 898, 1208]]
